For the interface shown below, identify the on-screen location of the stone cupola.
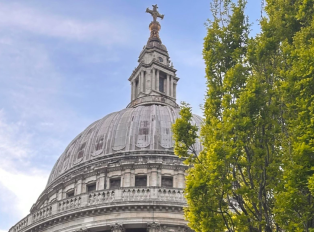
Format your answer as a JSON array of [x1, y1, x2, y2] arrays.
[[128, 4, 179, 108]]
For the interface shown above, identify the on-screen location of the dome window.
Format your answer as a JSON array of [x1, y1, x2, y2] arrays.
[[158, 57, 163, 62], [139, 121, 149, 136], [135, 175, 147, 187], [161, 176, 173, 188], [110, 178, 121, 189], [95, 136, 104, 151], [77, 142, 86, 159]]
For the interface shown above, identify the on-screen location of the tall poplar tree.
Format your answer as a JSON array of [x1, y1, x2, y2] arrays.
[[173, 0, 314, 231], [266, 0, 314, 231], [172, 0, 283, 231]]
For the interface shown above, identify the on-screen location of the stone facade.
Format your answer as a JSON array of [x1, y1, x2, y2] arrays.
[[10, 5, 200, 232]]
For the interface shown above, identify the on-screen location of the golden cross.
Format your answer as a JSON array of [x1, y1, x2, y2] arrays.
[[146, 4, 164, 22]]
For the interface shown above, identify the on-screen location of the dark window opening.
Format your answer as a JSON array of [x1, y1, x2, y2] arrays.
[[87, 183, 96, 192], [159, 77, 164, 92], [161, 176, 173, 188], [66, 191, 74, 198], [110, 178, 121, 189], [135, 175, 147, 187]]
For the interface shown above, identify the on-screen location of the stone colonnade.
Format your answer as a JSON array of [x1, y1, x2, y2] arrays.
[[131, 69, 176, 100]]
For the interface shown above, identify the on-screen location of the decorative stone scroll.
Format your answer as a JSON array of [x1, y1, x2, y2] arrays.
[[111, 223, 125, 232], [147, 222, 161, 232]]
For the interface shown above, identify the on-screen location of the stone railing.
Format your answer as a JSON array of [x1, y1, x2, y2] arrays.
[[121, 187, 184, 202], [10, 187, 185, 232], [58, 196, 82, 212], [33, 205, 52, 222], [88, 190, 115, 205]]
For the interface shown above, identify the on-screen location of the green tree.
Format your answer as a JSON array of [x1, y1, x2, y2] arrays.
[[173, 0, 283, 231], [266, 0, 314, 231]]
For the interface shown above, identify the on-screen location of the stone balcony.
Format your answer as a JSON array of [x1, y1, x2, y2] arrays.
[[10, 187, 186, 232]]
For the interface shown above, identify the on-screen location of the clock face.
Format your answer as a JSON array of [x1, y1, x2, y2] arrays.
[[158, 57, 163, 62]]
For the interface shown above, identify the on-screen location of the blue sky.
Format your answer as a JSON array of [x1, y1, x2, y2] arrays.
[[0, 1, 261, 231]]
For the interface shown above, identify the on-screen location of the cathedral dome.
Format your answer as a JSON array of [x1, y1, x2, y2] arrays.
[[47, 105, 202, 187], [10, 5, 200, 232]]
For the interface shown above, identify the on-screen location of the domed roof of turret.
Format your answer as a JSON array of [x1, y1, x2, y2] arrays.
[[47, 105, 202, 187]]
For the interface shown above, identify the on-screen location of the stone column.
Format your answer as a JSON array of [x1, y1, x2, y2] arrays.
[[166, 74, 170, 96], [147, 222, 160, 232], [131, 81, 135, 100], [131, 82, 133, 100], [156, 70, 160, 92], [143, 71, 146, 93], [57, 188, 63, 200], [82, 179, 87, 193], [137, 75, 141, 95], [140, 71, 144, 93], [177, 169, 185, 188], [76, 179, 83, 195], [97, 172, 105, 190], [106, 176, 110, 190], [157, 169, 162, 187], [130, 168, 135, 186], [152, 68, 155, 90], [111, 223, 124, 232], [174, 82, 177, 98], [150, 167, 158, 186], [123, 168, 131, 187], [170, 76, 174, 97]]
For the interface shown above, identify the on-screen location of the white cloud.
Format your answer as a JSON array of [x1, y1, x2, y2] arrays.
[[0, 168, 48, 217], [0, 2, 130, 46], [0, 110, 49, 231]]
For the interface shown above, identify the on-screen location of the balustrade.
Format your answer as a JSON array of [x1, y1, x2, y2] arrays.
[[11, 187, 185, 232], [58, 196, 81, 212], [122, 188, 151, 201], [88, 190, 115, 205], [33, 205, 52, 222]]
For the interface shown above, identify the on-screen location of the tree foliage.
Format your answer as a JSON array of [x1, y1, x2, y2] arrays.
[[172, 0, 314, 231]]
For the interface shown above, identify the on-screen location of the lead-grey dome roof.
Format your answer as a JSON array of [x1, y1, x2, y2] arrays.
[[47, 105, 202, 187]]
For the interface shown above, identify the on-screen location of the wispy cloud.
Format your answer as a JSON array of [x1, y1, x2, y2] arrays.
[[0, 2, 131, 46]]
